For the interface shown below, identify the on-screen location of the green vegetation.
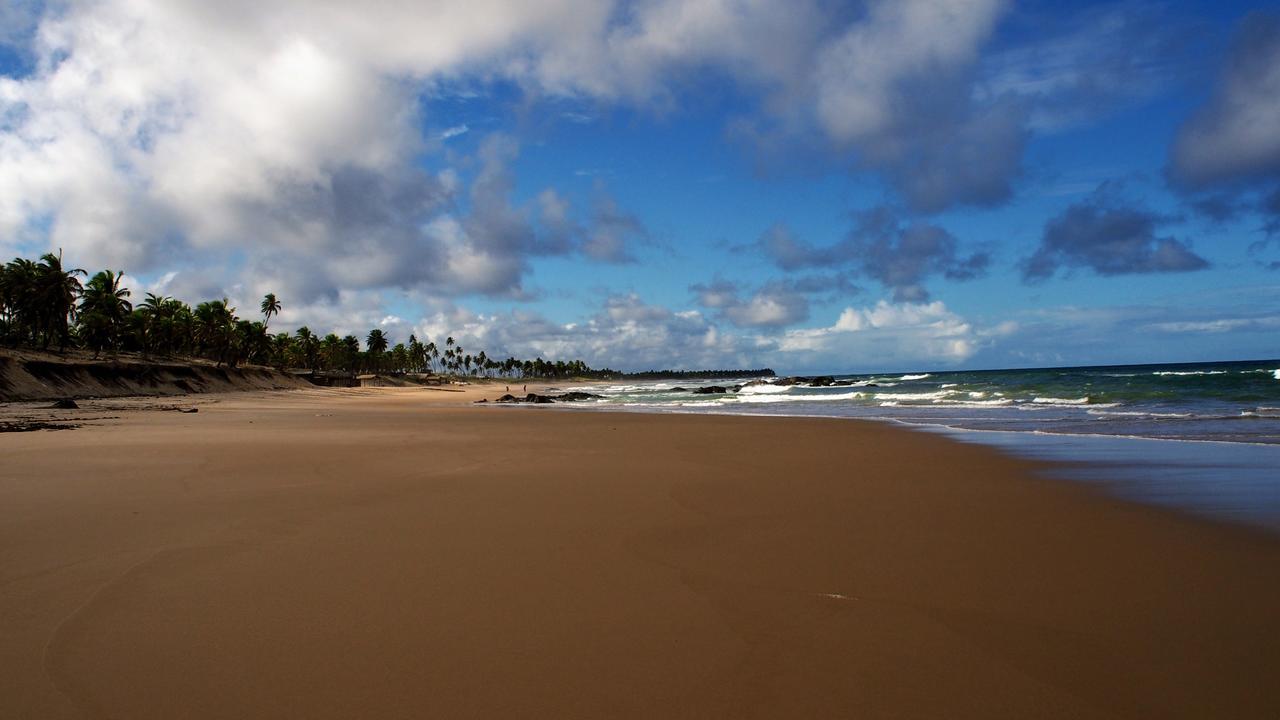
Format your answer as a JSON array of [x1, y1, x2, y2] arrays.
[[1, 252, 599, 379]]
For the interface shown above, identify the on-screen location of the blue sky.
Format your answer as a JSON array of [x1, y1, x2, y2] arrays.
[[1, 1, 1278, 372]]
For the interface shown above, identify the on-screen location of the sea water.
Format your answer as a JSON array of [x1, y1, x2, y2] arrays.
[[563, 359, 1280, 530]]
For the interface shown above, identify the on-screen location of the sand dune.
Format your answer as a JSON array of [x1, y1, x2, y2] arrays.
[[2, 388, 1278, 718]]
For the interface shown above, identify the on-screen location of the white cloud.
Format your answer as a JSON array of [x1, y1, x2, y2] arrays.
[[440, 124, 470, 140], [779, 300, 982, 366], [0, 0, 1032, 297], [813, 0, 1006, 142]]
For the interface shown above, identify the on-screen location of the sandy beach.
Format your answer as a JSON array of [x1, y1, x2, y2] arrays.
[[3, 386, 1279, 718]]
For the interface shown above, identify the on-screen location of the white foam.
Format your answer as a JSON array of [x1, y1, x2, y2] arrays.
[[941, 398, 1014, 407], [874, 390, 954, 401], [1032, 396, 1090, 405], [897, 373, 931, 380], [737, 391, 868, 404], [1087, 409, 1193, 419], [1153, 370, 1227, 376], [736, 383, 791, 395]]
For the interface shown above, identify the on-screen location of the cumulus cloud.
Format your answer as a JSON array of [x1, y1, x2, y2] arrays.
[[403, 293, 1016, 373], [0, 0, 1038, 291], [413, 293, 750, 371], [689, 280, 809, 328], [777, 300, 996, 368], [757, 209, 988, 301], [1023, 186, 1209, 281], [0, 0, 665, 302], [1168, 12, 1280, 189], [809, 0, 1025, 212]]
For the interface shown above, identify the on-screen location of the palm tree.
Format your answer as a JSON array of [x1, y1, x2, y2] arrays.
[[342, 335, 361, 373], [260, 293, 281, 328], [295, 326, 320, 372], [35, 252, 84, 350], [79, 270, 132, 357], [1, 257, 39, 345], [366, 328, 388, 372], [193, 299, 236, 365]]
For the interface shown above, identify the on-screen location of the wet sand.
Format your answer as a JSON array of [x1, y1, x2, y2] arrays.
[[2, 387, 1279, 718]]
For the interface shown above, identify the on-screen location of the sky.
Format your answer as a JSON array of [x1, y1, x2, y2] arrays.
[[1, 0, 1278, 373]]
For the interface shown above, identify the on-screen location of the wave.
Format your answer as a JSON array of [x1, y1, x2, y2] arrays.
[[1032, 396, 1090, 405], [938, 399, 1015, 407], [874, 390, 955, 401], [1152, 370, 1228, 376], [1087, 409, 1194, 419], [897, 373, 931, 380], [736, 391, 868, 404], [736, 383, 791, 395]]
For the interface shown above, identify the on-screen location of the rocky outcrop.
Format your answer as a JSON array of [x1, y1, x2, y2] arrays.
[[493, 391, 605, 404], [772, 376, 851, 388]]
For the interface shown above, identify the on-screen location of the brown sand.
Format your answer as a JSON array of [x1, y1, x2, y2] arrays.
[[2, 387, 1278, 718]]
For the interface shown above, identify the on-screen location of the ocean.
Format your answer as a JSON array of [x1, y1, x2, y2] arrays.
[[558, 359, 1280, 530]]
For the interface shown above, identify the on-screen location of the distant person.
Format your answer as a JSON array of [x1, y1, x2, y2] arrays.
[[523, 385, 527, 392]]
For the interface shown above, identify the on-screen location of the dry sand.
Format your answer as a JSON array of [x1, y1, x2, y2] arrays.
[[2, 386, 1279, 718]]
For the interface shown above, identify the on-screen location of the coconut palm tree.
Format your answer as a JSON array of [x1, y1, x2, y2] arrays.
[[1, 257, 39, 345], [295, 326, 320, 372], [79, 270, 132, 357], [35, 252, 84, 350], [366, 328, 388, 372], [260, 293, 281, 329], [342, 335, 361, 373], [193, 299, 236, 365]]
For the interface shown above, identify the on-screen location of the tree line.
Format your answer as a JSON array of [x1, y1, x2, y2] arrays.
[[0, 252, 600, 379]]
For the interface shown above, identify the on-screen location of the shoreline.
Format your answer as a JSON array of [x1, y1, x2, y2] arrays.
[[4, 388, 1280, 717], [529, 400, 1280, 534]]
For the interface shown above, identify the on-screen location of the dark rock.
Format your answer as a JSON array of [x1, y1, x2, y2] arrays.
[[526, 393, 554, 404], [474, 398, 488, 404], [775, 377, 806, 386], [809, 376, 836, 387], [865, 383, 878, 388], [495, 394, 519, 403], [551, 391, 604, 402], [179, 407, 199, 413], [669, 387, 688, 393], [48, 398, 79, 409], [692, 386, 728, 394]]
